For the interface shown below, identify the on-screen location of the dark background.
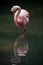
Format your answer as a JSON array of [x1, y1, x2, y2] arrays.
[[0, 0, 43, 65]]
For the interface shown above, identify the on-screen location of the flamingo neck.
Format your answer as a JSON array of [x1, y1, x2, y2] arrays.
[[14, 10, 21, 23]]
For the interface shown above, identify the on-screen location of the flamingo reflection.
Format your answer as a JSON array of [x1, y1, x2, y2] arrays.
[[10, 32, 30, 64]]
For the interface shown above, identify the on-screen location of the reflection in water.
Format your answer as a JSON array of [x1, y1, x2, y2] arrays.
[[10, 32, 30, 65]]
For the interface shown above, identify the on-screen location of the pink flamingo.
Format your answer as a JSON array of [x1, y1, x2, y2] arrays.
[[10, 5, 29, 31]]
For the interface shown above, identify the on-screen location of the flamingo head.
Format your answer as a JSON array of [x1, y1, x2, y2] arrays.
[[10, 5, 21, 13]]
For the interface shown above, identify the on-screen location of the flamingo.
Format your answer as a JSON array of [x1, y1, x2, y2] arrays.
[[10, 5, 29, 31]]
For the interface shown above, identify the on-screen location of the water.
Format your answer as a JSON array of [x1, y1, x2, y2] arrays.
[[0, 34, 43, 65]]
